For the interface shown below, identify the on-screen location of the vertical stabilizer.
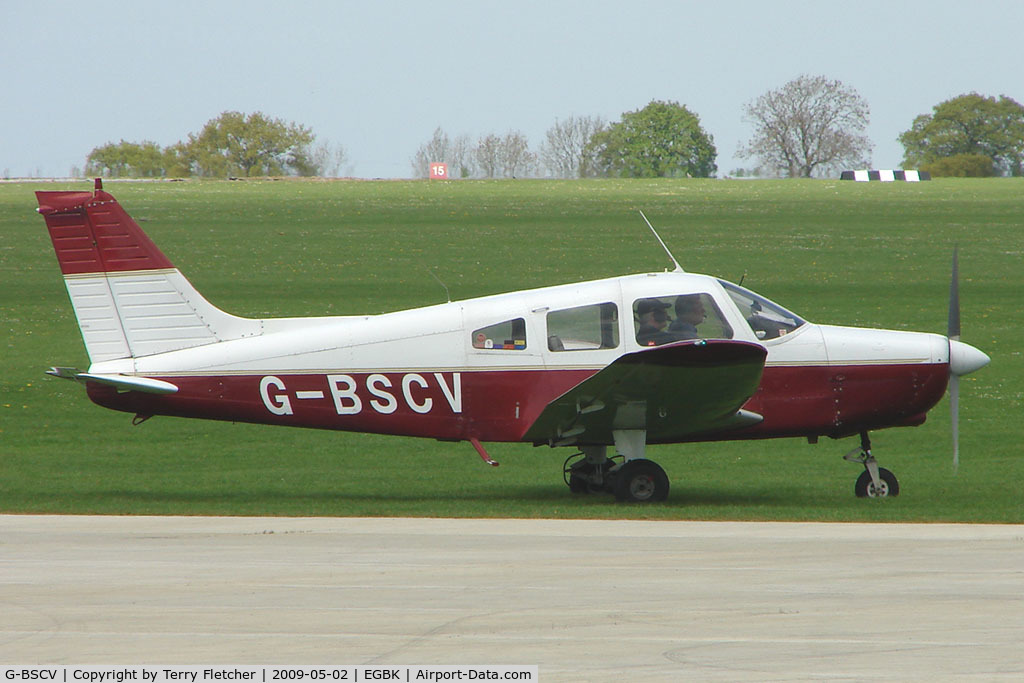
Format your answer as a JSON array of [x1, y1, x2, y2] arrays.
[[36, 181, 261, 364]]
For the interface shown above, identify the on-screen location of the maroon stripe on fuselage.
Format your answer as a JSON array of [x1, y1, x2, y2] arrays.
[[85, 362, 949, 444], [738, 362, 949, 440], [86, 369, 597, 442]]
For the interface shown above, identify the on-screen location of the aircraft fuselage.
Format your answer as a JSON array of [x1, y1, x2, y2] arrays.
[[82, 271, 953, 445]]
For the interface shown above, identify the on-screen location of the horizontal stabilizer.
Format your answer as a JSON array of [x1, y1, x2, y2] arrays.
[[47, 367, 178, 394]]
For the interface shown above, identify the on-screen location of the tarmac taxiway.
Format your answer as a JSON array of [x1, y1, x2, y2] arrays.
[[2, 515, 1022, 681]]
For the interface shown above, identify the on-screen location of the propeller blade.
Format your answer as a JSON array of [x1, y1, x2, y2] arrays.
[[944, 246, 990, 474], [948, 245, 960, 473], [948, 246, 960, 340], [950, 373, 960, 473]]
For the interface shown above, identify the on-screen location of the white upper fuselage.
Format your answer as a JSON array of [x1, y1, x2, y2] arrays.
[[91, 270, 952, 378]]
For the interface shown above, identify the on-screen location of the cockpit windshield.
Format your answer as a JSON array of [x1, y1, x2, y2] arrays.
[[719, 279, 806, 341]]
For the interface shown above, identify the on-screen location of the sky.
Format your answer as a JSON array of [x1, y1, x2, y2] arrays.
[[3, 0, 1022, 179]]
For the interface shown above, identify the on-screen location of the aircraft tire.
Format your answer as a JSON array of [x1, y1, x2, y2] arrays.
[[854, 467, 900, 498], [567, 473, 590, 494], [613, 459, 670, 503]]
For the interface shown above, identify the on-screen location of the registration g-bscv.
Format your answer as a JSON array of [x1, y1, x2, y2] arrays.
[[260, 373, 463, 416]]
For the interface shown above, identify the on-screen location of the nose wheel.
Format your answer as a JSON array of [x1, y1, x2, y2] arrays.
[[844, 432, 900, 498], [854, 467, 899, 497]]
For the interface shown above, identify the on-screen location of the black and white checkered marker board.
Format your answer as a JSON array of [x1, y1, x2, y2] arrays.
[[840, 170, 931, 181]]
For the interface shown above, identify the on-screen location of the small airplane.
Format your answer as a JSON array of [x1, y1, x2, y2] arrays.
[[36, 180, 990, 502]]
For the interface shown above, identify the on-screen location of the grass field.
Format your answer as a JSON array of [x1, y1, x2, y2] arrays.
[[2, 177, 1022, 521]]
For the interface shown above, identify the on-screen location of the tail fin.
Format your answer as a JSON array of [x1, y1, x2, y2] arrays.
[[37, 180, 261, 363]]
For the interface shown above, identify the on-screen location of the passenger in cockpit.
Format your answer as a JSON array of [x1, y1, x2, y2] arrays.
[[667, 295, 706, 340]]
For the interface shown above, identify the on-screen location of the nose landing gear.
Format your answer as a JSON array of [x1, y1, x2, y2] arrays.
[[844, 431, 900, 498]]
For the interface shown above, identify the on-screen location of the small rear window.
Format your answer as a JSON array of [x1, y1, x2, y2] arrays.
[[472, 318, 527, 350]]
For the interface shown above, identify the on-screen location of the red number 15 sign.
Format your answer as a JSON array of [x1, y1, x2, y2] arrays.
[[429, 163, 448, 179]]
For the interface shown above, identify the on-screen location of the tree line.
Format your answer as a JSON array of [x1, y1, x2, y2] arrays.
[[410, 101, 717, 180], [85, 76, 1024, 180], [85, 111, 348, 179]]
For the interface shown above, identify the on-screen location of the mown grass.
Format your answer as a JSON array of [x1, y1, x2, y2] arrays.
[[1, 177, 1021, 521]]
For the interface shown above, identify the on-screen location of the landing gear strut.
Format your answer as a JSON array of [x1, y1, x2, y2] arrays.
[[564, 447, 621, 494], [843, 431, 900, 498]]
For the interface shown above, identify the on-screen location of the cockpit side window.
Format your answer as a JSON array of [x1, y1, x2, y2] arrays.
[[633, 293, 733, 346], [472, 318, 527, 350], [718, 280, 806, 340], [546, 302, 619, 352]]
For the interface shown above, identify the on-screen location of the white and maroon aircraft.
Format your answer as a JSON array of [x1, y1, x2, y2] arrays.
[[36, 181, 990, 502]]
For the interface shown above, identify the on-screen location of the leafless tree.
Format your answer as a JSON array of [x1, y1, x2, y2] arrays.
[[500, 130, 537, 178], [471, 131, 537, 178], [541, 115, 607, 178], [449, 134, 474, 178], [311, 140, 349, 177], [411, 127, 451, 178], [739, 74, 872, 178], [412, 127, 474, 178], [475, 133, 503, 178]]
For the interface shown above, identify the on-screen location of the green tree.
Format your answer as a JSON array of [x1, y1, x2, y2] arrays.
[[739, 74, 872, 178], [587, 100, 717, 178], [85, 140, 170, 178], [184, 111, 317, 177], [162, 141, 195, 178], [899, 94, 1024, 176], [921, 153, 995, 177]]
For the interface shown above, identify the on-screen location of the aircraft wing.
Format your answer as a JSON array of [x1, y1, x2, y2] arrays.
[[523, 340, 767, 446]]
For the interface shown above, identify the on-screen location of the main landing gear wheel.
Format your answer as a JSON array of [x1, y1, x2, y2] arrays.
[[612, 459, 670, 503], [855, 468, 899, 498]]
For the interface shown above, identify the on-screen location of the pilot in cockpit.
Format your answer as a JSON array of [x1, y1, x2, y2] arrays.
[[635, 298, 675, 346]]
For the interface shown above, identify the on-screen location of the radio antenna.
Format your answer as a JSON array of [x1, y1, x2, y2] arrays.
[[427, 268, 452, 303], [638, 210, 684, 273]]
